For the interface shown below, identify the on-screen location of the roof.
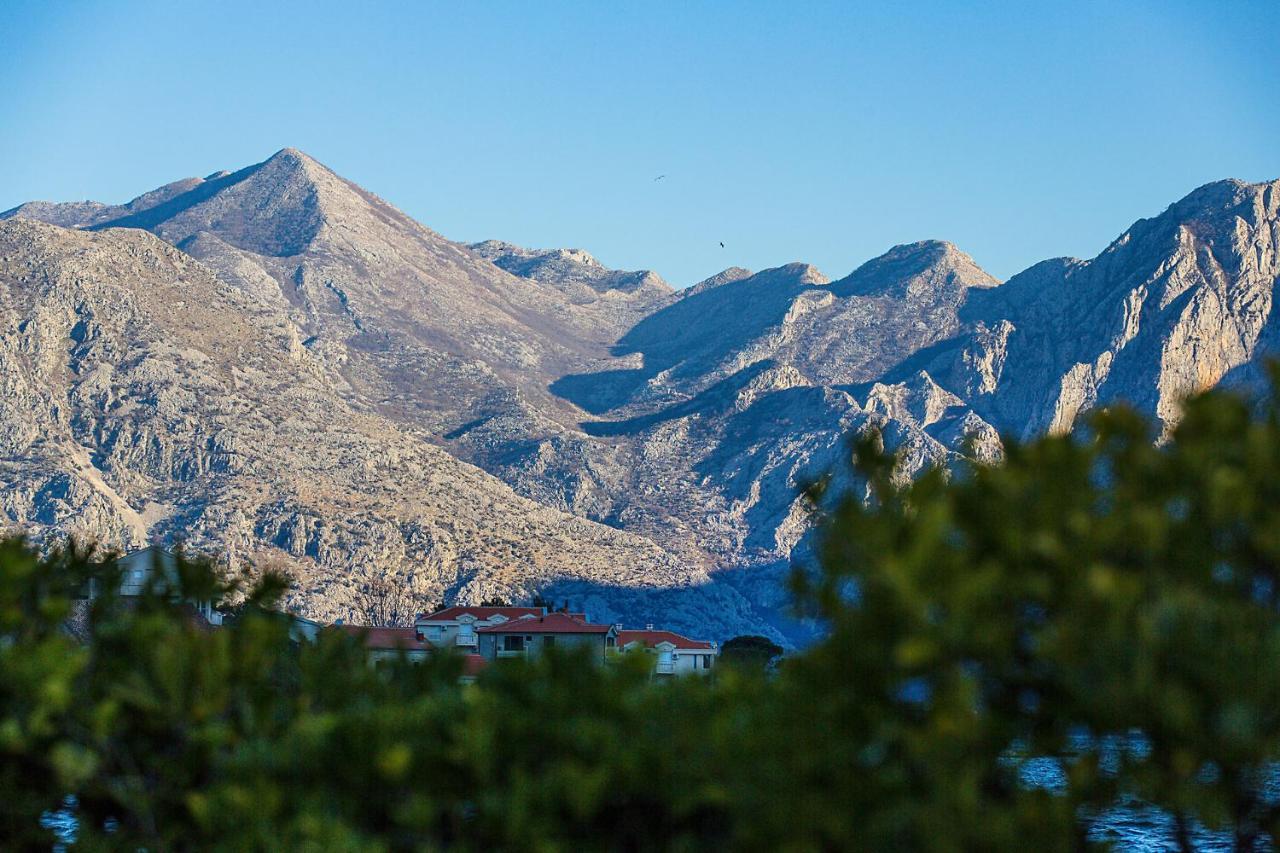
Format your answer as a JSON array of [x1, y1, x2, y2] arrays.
[[417, 606, 544, 622], [338, 625, 432, 651], [617, 630, 715, 651], [477, 612, 614, 634]]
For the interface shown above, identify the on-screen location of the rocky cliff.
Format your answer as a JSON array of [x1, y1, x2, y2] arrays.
[[5, 150, 1277, 642]]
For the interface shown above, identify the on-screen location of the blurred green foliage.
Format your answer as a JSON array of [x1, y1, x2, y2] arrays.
[[4, 374, 1280, 850], [719, 635, 783, 671]]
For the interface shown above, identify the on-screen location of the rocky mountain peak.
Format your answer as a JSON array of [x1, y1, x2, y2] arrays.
[[82, 146, 424, 259], [471, 240, 606, 276], [833, 239, 998, 301], [687, 267, 754, 294], [0, 200, 112, 229], [774, 262, 831, 286], [470, 238, 674, 304]]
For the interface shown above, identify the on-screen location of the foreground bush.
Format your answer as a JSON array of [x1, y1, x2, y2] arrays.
[[4, 373, 1280, 850]]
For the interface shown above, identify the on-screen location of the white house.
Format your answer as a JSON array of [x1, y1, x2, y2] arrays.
[[103, 546, 224, 626], [616, 628, 718, 676], [414, 606, 545, 650], [288, 613, 325, 644]]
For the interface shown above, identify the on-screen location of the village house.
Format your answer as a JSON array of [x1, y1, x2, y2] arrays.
[[287, 613, 325, 645], [476, 611, 618, 662], [459, 653, 488, 684], [616, 627, 719, 676], [336, 625, 432, 664], [84, 546, 224, 627], [414, 605, 545, 650]]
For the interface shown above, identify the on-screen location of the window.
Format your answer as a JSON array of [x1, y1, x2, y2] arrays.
[[702, 655, 712, 669], [503, 636, 525, 652]]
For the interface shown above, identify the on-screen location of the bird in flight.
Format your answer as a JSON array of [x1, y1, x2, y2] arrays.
[[719, 241, 725, 248], [654, 174, 666, 182]]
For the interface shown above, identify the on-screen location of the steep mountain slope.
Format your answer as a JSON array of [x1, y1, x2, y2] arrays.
[[528, 244, 1004, 615], [0, 218, 760, 638], [908, 178, 1280, 438], [5, 152, 1277, 643]]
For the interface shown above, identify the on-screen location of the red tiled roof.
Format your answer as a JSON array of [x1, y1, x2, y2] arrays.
[[617, 630, 715, 651], [462, 654, 488, 676], [338, 625, 432, 651], [477, 612, 614, 634], [417, 606, 544, 622]]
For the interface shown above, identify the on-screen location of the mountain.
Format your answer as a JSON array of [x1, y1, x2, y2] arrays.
[[4, 150, 1278, 642], [913, 179, 1280, 438], [469, 240, 674, 337]]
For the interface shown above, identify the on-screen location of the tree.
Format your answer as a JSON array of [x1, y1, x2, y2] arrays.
[[788, 365, 1280, 850], [479, 596, 509, 607], [343, 576, 419, 626], [4, 372, 1280, 849], [720, 634, 783, 670]]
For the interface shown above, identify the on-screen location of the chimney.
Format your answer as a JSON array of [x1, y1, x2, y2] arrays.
[[614, 623, 623, 631], [646, 624, 654, 631]]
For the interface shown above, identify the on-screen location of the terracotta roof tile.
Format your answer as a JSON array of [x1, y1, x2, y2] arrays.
[[617, 629, 715, 651], [417, 606, 543, 622], [337, 625, 432, 651], [477, 612, 614, 634]]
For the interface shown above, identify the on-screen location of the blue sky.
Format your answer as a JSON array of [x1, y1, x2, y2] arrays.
[[1, 0, 1276, 286]]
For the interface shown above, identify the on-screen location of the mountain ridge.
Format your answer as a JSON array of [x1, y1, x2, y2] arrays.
[[3, 150, 1277, 642]]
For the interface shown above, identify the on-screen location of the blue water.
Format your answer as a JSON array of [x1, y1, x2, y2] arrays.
[[1018, 757, 1266, 851]]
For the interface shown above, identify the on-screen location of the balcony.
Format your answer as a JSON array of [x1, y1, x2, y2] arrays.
[[455, 634, 477, 647], [655, 661, 675, 675]]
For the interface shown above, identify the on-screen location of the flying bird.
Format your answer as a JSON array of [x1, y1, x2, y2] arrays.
[[654, 174, 666, 182], [719, 241, 725, 248]]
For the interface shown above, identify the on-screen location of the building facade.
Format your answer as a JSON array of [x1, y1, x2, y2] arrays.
[[616, 629, 718, 676], [476, 612, 618, 662], [414, 606, 546, 651]]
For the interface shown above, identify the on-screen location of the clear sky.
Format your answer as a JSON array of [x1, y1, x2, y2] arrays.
[[1, 0, 1276, 286]]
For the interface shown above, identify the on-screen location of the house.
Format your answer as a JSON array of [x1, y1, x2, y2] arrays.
[[414, 605, 545, 651], [459, 653, 488, 684], [476, 612, 618, 662], [88, 546, 223, 626], [336, 625, 432, 664], [287, 613, 325, 645], [616, 627, 718, 676]]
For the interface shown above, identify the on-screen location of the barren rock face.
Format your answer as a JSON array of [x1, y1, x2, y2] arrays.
[[3, 150, 1278, 644], [919, 179, 1280, 440], [0, 217, 759, 640]]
